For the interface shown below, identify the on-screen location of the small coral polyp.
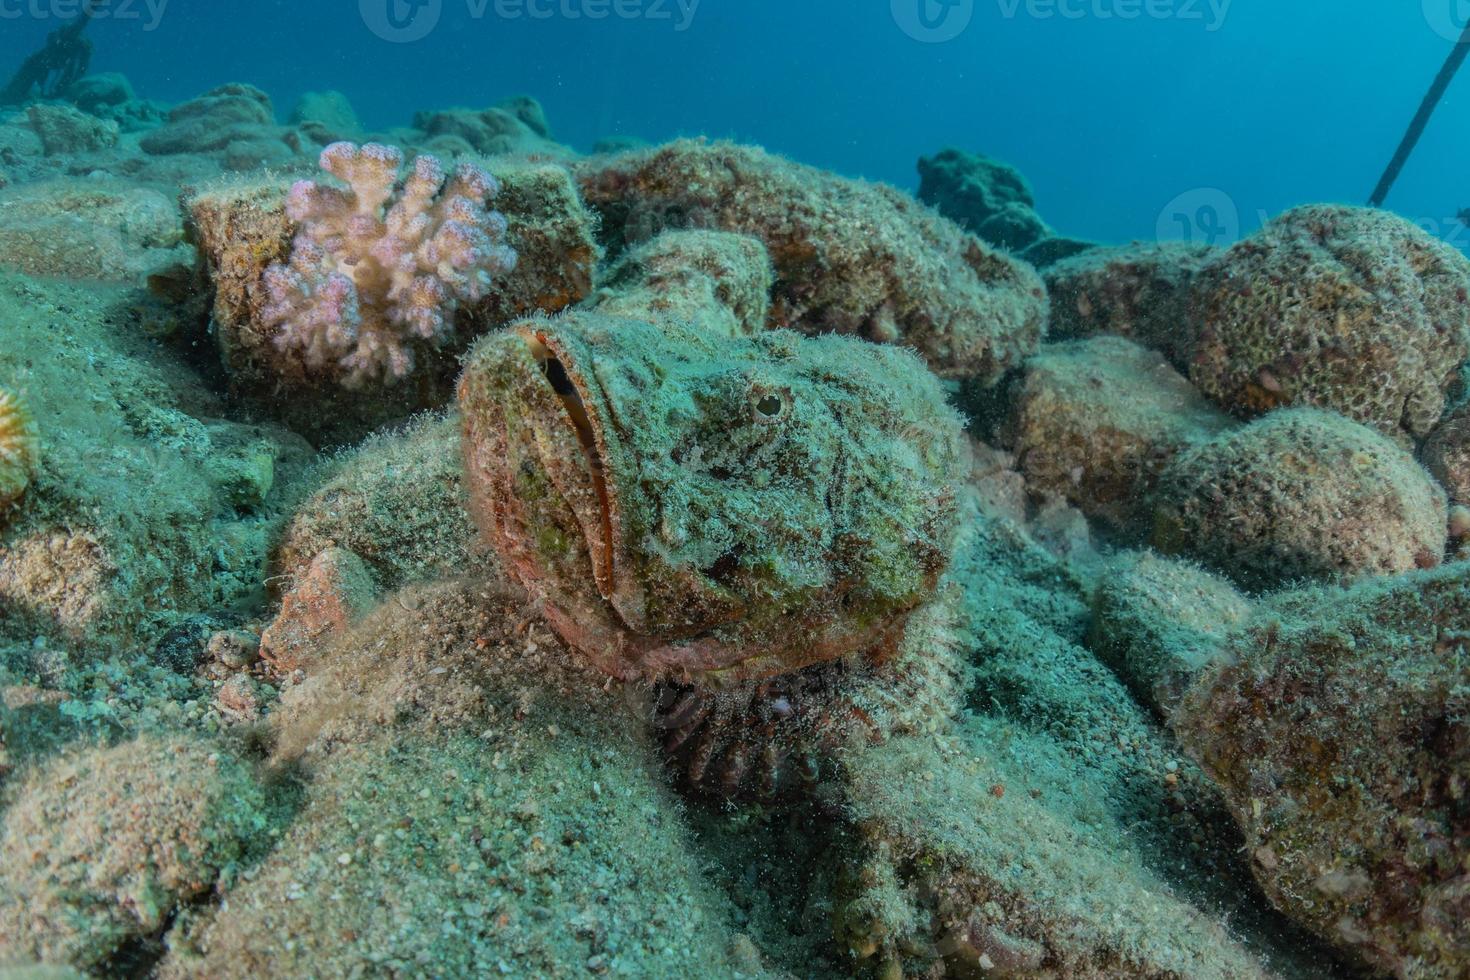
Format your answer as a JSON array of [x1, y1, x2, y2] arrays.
[[263, 141, 517, 388], [0, 386, 38, 512]]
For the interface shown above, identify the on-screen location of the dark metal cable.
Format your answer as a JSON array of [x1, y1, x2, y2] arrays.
[[1370, 20, 1470, 207]]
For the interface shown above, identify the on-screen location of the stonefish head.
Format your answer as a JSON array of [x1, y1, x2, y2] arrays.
[[459, 312, 966, 685]]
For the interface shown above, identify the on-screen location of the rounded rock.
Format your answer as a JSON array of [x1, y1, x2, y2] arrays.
[[0, 736, 274, 970], [1152, 409, 1449, 590], [1175, 563, 1470, 977], [1188, 205, 1470, 440], [1423, 403, 1470, 504]]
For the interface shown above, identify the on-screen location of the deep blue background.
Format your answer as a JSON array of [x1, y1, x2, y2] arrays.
[[3, 0, 1466, 248]]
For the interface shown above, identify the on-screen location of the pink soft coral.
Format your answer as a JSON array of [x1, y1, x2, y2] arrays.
[[262, 142, 517, 387]]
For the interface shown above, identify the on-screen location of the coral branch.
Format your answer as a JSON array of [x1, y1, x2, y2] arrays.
[[263, 142, 517, 387]]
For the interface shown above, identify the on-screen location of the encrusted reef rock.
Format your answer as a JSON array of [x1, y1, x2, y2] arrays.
[[999, 336, 1235, 531], [288, 90, 362, 147], [828, 497, 1326, 979], [576, 139, 1048, 384], [140, 83, 295, 165], [916, 146, 1051, 253], [0, 178, 192, 282], [1044, 240, 1218, 371], [0, 273, 311, 654], [24, 104, 117, 156], [410, 96, 567, 159], [272, 412, 487, 592], [1424, 402, 1470, 504], [593, 229, 773, 338], [0, 736, 281, 972], [257, 546, 381, 673], [1187, 205, 1470, 440], [1089, 549, 1252, 715], [1175, 562, 1470, 978], [186, 156, 597, 445], [155, 580, 773, 979], [1153, 409, 1448, 590]]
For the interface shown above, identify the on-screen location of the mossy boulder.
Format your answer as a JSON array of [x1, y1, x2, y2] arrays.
[[1175, 563, 1470, 977], [577, 139, 1048, 385], [0, 736, 278, 971], [1044, 240, 1218, 371], [158, 579, 774, 979], [1000, 337, 1234, 532], [1187, 205, 1470, 440], [1089, 550, 1252, 715], [1153, 409, 1448, 590]]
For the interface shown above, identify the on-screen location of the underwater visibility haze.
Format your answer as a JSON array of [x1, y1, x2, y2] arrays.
[[0, 1, 1467, 978]]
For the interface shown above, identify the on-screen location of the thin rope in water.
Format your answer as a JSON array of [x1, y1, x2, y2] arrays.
[[1369, 20, 1470, 207]]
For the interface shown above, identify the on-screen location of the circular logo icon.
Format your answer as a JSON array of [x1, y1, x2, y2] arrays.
[[360, 0, 443, 43], [1156, 188, 1240, 247], [892, 0, 974, 43], [1424, 0, 1470, 41]]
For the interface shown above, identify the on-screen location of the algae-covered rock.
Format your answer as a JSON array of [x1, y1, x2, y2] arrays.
[[0, 178, 191, 282], [1153, 409, 1449, 590], [140, 83, 291, 159], [257, 546, 380, 672], [273, 412, 488, 592], [1175, 562, 1470, 978], [0, 736, 278, 971], [1089, 550, 1253, 715], [410, 97, 568, 158], [185, 159, 598, 445], [1044, 240, 1218, 371], [24, 104, 117, 156], [577, 139, 1048, 384], [287, 90, 362, 146], [594, 229, 773, 338], [1000, 337, 1235, 531], [0, 273, 311, 654], [1188, 205, 1470, 440], [829, 498, 1327, 979], [916, 147, 1048, 251], [65, 73, 135, 115], [158, 579, 775, 979], [1424, 402, 1470, 504]]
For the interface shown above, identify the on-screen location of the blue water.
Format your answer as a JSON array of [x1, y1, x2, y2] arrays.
[[3, 0, 1465, 248]]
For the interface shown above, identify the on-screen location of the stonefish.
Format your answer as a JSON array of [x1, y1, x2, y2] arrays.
[[459, 303, 969, 794]]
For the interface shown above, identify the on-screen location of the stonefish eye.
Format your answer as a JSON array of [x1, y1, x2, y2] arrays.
[[750, 385, 791, 423]]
